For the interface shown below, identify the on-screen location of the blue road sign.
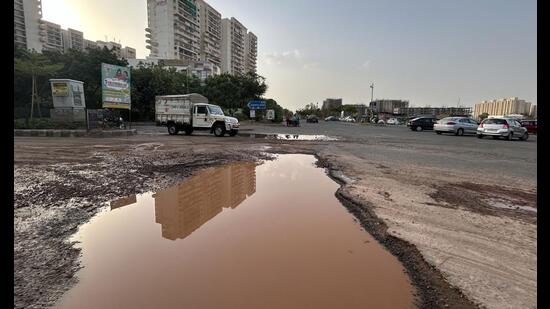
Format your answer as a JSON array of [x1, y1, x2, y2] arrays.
[[247, 100, 267, 110]]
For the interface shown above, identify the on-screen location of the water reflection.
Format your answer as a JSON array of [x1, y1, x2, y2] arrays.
[[111, 162, 256, 241]]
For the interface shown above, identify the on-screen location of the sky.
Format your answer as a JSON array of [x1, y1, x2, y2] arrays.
[[42, 0, 537, 111]]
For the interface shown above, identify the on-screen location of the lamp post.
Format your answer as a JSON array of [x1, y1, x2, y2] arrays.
[[370, 83, 374, 103]]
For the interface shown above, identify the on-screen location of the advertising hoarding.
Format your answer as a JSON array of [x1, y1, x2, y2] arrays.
[[102, 63, 131, 109]]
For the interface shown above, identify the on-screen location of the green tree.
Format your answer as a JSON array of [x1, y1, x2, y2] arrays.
[[14, 50, 63, 119], [479, 112, 489, 120]]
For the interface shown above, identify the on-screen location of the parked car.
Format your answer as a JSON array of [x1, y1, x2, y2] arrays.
[[341, 116, 356, 122], [377, 119, 386, 125], [477, 117, 528, 141], [407, 117, 437, 131], [325, 116, 340, 121], [306, 115, 319, 123], [386, 118, 399, 125], [521, 120, 537, 134], [434, 117, 479, 136]]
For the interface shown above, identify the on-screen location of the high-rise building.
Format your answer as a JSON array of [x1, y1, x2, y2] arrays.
[[14, 0, 43, 51], [244, 32, 257, 73], [221, 17, 247, 74], [322, 98, 342, 110], [529, 105, 537, 118], [61, 28, 84, 51], [197, 0, 222, 67], [121, 46, 137, 59], [39, 20, 63, 52], [473, 97, 532, 119], [145, 0, 201, 62]]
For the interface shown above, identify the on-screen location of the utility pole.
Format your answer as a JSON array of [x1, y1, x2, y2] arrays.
[[186, 66, 189, 93], [370, 83, 374, 103]]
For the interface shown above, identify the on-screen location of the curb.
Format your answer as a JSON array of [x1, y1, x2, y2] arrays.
[[14, 129, 137, 138]]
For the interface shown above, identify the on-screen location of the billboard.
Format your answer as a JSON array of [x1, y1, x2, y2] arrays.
[[102, 63, 131, 109], [266, 109, 275, 120]]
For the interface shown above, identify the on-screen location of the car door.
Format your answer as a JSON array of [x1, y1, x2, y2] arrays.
[[193, 105, 210, 128], [513, 120, 525, 135]]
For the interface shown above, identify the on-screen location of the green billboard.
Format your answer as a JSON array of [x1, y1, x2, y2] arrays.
[[102, 63, 131, 109]]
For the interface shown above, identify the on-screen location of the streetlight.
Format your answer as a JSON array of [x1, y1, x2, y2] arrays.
[[370, 83, 374, 103]]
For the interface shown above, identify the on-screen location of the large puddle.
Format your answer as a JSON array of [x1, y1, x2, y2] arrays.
[[57, 154, 414, 309]]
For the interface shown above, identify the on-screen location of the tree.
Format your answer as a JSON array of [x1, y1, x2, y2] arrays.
[[14, 50, 63, 119], [479, 112, 489, 120]]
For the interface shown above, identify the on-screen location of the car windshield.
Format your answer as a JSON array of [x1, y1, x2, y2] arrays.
[[208, 105, 224, 115], [483, 119, 506, 124]]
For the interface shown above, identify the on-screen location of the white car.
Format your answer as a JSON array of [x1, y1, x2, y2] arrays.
[[386, 118, 399, 125], [341, 116, 356, 122]]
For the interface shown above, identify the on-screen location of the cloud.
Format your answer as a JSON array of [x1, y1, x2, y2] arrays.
[[302, 62, 319, 70], [360, 60, 371, 71], [263, 49, 305, 66]]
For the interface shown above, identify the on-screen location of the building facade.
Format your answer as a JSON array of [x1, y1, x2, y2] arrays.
[[244, 32, 257, 73], [402, 107, 472, 118], [197, 0, 222, 67], [14, 0, 43, 51], [121, 46, 137, 59], [96, 40, 122, 57], [83, 39, 98, 50], [40, 20, 63, 52], [145, 0, 201, 62], [61, 28, 84, 51], [473, 97, 532, 119], [322, 98, 343, 110], [530, 105, 537, 118], [369, 99, 409, 114], [221, 17, 247, 74]]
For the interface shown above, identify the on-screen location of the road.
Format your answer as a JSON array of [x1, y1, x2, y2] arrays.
[[135, 121, 537, 181], [14, 121, 537, 309]]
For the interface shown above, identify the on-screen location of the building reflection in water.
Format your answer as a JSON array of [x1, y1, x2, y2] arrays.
[[153, 162, 256, 240]]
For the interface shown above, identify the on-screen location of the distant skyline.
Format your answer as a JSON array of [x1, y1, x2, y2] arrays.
[[42, 0, 537, 111]]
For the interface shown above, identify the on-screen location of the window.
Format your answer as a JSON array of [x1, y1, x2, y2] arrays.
[[196, 105, 207, 114]]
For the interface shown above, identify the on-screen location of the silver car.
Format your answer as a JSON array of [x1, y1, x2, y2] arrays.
[[434, 117, 479, 135], [477, 117, 529, 141]]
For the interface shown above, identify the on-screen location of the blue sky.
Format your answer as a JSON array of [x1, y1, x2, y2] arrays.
[[43, 0, 536, 110]]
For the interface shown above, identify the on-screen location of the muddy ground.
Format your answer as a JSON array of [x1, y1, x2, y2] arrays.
[[14, 130, 536, 309]]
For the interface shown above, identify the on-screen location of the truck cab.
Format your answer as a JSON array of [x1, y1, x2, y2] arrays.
[[191, 103, 240, 136]]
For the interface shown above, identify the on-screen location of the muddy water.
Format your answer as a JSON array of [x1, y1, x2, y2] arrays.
[[57, 154, 415, 309]]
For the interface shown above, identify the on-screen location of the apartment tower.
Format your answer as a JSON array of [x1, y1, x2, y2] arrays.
[[244, 32, 257, 74], [145, 0, 201, 62], [473, 97, 532, 118], [197, 0, 222, 67], [221, 17, 246, 74], [14, 0, 43, 51]]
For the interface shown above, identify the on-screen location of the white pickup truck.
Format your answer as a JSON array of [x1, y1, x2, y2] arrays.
[[155, 93, 239, 137]]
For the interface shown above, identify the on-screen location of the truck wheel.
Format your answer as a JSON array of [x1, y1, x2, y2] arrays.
[[167, 123, 179, 135], [229, 130, 238, 137], [213, 124, 225, 137], [184, 127, 193, 135]]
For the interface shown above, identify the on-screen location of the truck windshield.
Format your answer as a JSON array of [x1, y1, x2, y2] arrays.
[[208, 105, 224, 115]]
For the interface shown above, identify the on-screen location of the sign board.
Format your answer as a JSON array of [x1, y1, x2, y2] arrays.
[[247, 100, 266, 110], [102, 63, 131, 109], [266, 109, 275, 120], [250, 110, 256, 118], [51, 82, 69, 96]]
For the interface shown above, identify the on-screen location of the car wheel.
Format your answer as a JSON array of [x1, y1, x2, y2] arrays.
[[477, 134, 483, 139], [519, 132, 528, 141], [167, 123, 178, 135], [456, 128, 464, 136], [213, 123, 226, 137], [416, 126, 423, 131], [507, 132, 513, 141], [436, 131, 442, 135]]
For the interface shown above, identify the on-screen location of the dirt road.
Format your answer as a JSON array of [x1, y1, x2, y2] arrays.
[[14, 129, 536, 308]]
